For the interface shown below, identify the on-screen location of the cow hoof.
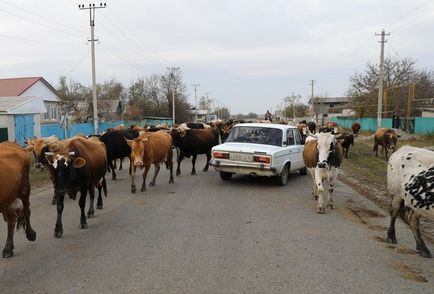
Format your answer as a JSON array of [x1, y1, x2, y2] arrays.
[[149, 182, 155, 187], [87, 212, 95, 218], [327, 203, 334, 209], [54, 231, 63, 238], [169, 179, 174, 184], [51, 198, 57, 205], [131, 187, 137, 193], [312, 195, 318, 200], [386, 237, 397, 244], [111, 176, 116, 181], [202, 168, 208, 172], [176, 171, 181, 176], [419, 249, 432, 258], [26, 230, 37, 242], [316, 207, 325, 214], [97, 204, 103, 210], [191, 171, 196, 175], [2, 249, 13, 258], [80, 223, 88, 229]]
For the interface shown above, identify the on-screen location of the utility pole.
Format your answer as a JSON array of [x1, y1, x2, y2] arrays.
[[309, 80, 316, 124], [167, 67, 180, 125], [79, 3, 106, 134], [375, 29, 390, 129], [191, 84, 200, 122]]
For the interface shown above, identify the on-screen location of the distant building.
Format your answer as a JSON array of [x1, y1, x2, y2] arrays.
[[309, 96, 355, 125], [0, 77, 61, 122]]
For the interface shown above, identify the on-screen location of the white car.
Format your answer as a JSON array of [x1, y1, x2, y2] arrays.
[[210, 123, 306, 185]]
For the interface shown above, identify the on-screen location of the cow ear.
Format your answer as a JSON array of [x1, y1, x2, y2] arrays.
[[180, 129, 187, 137], [72, 157, 86, 168], [142, 137, 150, 143], [24, 145, 34, 152], [48, 143, 60, 152], [125, 138, 133, 147]]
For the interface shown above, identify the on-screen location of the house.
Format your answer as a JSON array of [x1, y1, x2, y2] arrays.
[[309, 96, 355, 125], [0, 77, 61, 122], [0, 96, 47, 145]]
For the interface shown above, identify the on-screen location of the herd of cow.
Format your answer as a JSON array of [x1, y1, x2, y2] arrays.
[[0, 119, 433, 260]]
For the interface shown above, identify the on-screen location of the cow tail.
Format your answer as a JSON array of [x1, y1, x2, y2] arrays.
[[16, 211, 25, 231]]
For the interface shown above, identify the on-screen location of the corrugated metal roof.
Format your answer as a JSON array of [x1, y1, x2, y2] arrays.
[[0, 96, 37, 112], [0, 77, 42, 96]]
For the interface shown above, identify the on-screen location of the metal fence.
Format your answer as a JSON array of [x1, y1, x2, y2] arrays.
[[330, 117, 433, 134]]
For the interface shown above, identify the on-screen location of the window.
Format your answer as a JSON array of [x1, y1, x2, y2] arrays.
[[287, 130, 295, 145], [226, 127, 282, 146], [44, 103, 59, 120], [294, 130, 302, 145]]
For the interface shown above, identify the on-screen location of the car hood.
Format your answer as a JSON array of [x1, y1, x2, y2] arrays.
[[212, 142, 281, 154]]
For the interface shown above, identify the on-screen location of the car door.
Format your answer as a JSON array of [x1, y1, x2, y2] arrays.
[[286, 129, 303, 171], [293, 129, 305, 170], [286, 129, 300, 170]]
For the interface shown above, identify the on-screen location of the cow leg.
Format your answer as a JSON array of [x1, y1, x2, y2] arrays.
[[373, 144, 378, 157], [386, 195, 403, 244], [130, 164, 137, 193], [326, 167, 338, 209], [79, 187, 88, 229], [191, 154, 198, 175], [408, 211, 431, 258], [96, 177, 106, 209], [109, 160, 117, 180], [113, 159, 117, 170], [119, 158, 123, 170], [54, 193, 65, 238], [51, 193, 57, 205], [21, 196, 36, 242], [140, 165, 151, 192], [167, 147, 174, 184], [2, 212, 16, 258], [308, 168, 318, 200], [203, 151, 211, 172], [315, 171, 325, 214], [176, 152, 184, 176], [149, 163, 160, 186], [87, 187, 95, 218]]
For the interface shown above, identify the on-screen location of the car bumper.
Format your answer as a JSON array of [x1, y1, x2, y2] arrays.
[[210, 159, 278, 177]]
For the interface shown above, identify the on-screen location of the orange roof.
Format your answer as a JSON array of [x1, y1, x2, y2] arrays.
[[0, 77, 43, 97]]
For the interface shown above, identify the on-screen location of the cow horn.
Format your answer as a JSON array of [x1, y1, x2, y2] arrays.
[[307, 129, 317, 138], [45, 152, 54, 156], [69, 151, 76, 156]]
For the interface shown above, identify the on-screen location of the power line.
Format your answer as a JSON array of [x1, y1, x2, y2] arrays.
[[0, 33, 83, 46], [0, 6, 82, 39], [388, 0, 431, 32], [0, 0, 87, 36]]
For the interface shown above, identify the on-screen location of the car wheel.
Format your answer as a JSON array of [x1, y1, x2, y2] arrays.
[[274, 163, 289, 186], [220, 172, 233, 181], [299, 167, 307, 175]]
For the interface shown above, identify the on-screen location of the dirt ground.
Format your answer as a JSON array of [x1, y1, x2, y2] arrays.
[[338, 130, 434, 244]]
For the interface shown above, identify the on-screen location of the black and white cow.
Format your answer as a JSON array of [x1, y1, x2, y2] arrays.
[[302, 132, 344, 214], [386, 145, 434, 257]]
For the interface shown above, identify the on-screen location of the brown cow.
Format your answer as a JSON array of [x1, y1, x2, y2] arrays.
[[126, 130, 174, 193], [0, 141, 36, 258], [373, 128, 398, 160], [44, 137, 108, 238], [351, 122, 361, 137]]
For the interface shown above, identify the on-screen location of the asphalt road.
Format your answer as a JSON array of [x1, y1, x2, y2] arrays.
[[1, 156, 433, 293]]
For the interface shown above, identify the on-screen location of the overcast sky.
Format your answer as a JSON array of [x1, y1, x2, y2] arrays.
[[0, 0, 433, 115]]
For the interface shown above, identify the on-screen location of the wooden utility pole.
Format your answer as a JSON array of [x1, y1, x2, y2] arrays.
[[79, 3, 106, 134], [406, 83, 415, 132], [191, 84, 200, 122]]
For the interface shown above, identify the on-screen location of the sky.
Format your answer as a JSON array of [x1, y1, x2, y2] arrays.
[[0, 0, 433, 115]]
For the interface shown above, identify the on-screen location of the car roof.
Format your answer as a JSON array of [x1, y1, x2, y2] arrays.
[[232, 123, 297, 130]]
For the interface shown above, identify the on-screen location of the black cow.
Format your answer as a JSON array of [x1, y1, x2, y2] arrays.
[[186, 122, 205, 129], [100, 129, 139, 180], [307, 121, 316, 133], [44, 137, 107, 238], [341, 134, 354, 158], [170, 127, 220, 176]]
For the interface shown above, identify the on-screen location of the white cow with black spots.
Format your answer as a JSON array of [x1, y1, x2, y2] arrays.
[[386, 145, 434, 257]]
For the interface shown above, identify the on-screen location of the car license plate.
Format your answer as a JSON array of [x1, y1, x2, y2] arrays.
[[229, 153, 253, 161]]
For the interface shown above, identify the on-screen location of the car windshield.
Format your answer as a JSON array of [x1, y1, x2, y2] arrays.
[[225, 126, 283, 146]]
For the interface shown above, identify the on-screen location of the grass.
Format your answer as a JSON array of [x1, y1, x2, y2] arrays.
[[339, 130, 434, 210], [29, 157, 51, 191]]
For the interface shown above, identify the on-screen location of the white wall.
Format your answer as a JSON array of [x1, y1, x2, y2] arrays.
[[7, 115, 15, 141], [22, 80, 60, 102], [0, 115, 8, 128]]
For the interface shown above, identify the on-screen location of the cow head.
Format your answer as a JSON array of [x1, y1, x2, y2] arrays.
[[309, 132, 339, 168], [385, 132, 398, 152], [126, 137, 150, 167], [45, 151, 86, 196]]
